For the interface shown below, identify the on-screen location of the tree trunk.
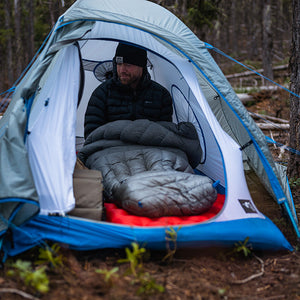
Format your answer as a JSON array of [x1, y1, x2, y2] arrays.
[[262, 0, 274, 84], [287, 0, 300, 179], [273, 0, 284, 55], [181, 0, 187, 17], [4, 0, 13, 89], [247, 0, 259, 59], [230, 0, 238, 55], [14, 0, 22, 79], [27, 0, 35, 62], [224, 1, 232, 53], [48, 0, 56, 28]]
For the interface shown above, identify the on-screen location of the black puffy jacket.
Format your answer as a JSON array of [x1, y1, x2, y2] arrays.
[[84, 71, 173, 139]]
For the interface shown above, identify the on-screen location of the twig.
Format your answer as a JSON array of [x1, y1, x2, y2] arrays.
[[264, 295, 286, 300], [0, 288, 39, 300], [231, 254, 264, 284], [228, 293, 285, 300]]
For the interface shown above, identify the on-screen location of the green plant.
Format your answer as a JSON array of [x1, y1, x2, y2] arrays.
[[163, 226, 181, 263], [243, 59, 262, 70], [118, 242, 164, 295], [258, 110, 267, 115], [289, 177, 300, 188], [95, 267, 119, 284], [234, 87, 260, 94], [35, 243, 64, 269], [233, 237, 252, 257], [136, 272, 165, 295], [118, 242, 146, 277], [7, 259, 49, 294], [186, 1, 220, 30]]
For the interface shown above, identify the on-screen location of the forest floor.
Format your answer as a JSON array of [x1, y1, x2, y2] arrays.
[[1, 89, 300, 300]]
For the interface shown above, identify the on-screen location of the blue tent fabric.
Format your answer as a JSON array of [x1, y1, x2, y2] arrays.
[[4, 215, 293, 257]]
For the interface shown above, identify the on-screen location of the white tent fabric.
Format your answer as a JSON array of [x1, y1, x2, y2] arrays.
[[25, 20, 272, 222], [73, 23, 261, 222], [26, 45, 80, 215]]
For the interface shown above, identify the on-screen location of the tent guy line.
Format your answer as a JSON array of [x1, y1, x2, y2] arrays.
[[206, 43, 300, 99]]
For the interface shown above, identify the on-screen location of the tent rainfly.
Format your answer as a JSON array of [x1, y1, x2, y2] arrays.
[[0, 0, 297, 257]]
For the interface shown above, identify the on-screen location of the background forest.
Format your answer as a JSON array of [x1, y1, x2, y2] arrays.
[[0, 0, 293, 93]]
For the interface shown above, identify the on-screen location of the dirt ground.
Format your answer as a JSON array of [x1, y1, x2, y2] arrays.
[[2, 244, 300, 300], [1, 89, 300, 300]]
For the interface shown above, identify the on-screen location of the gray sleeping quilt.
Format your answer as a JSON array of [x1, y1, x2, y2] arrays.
[[78, 119, 217, 217]]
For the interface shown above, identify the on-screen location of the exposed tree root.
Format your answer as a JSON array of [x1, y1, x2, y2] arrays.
[[0, 288, 39, 300], [231, 254, 264, 284]]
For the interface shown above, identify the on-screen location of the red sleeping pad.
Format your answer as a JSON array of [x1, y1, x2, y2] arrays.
[[104, 194, 225, 226]]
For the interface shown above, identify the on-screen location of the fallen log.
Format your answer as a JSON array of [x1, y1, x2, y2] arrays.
[[226, 64, 288, 79], [249, 112, 289, 124], [256, 123, 289, 130], [237, 93, 254, 103]]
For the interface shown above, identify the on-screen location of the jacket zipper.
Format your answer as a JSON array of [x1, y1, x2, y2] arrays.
[[132, 90, 137, 119]]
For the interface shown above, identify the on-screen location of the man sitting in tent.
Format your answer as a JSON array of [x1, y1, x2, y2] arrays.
[[79, 43, 217, 218], [84, 42, 173, 139]]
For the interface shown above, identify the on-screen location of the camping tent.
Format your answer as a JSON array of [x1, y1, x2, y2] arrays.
[[0, 0, 297, 256]]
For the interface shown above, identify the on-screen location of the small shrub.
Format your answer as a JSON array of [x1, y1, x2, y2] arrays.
[[35, 243, 64, 269], [118, 242, 164, 295], [7, 259, 49, 294], [95, 267, 119, 285], [289, 177, 300, 188], [163, 226, 181, 263], [233, 237, 252, 257], [118, 242, 146, 277]]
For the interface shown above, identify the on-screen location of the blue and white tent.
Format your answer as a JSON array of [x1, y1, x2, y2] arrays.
[[0, 0, 297, 256]]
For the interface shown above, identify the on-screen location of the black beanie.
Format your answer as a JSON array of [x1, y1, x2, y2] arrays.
[[115, 43, 147, 68]]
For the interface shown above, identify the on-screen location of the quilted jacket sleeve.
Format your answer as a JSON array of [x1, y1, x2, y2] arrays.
[[84, 82, 108, 139], [155, 82, 173, 122]]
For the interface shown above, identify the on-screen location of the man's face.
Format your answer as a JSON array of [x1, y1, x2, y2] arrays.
[[116, 63, 143, 88]]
